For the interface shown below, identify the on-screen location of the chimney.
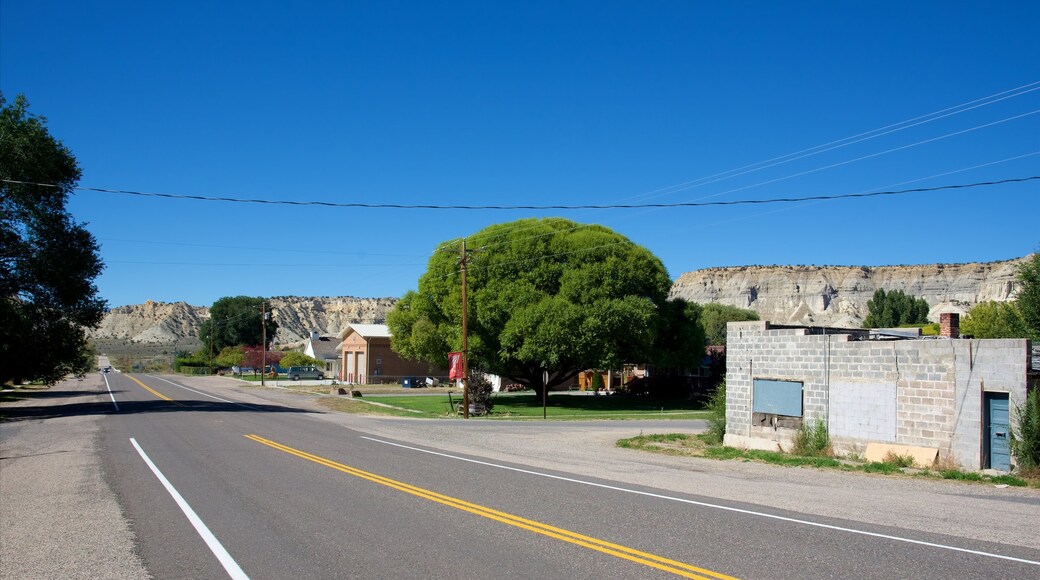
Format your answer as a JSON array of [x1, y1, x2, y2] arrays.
[[940, 313, 960, 338], [311, 330, 320, 341]]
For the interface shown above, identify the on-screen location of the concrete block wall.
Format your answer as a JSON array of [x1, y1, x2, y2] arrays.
[[724, 321, 1030, 469]]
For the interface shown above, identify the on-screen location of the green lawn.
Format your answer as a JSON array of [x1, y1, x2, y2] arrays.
[[360, 392, 709, 420]]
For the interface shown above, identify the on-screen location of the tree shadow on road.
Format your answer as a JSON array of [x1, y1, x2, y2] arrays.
[[0, 397, 318, 422]]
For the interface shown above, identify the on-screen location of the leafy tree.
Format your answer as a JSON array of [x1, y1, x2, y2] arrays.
[[1011, 388, 1040, 471], [1016, 252, 1040, 339], [387, 218, 705, 397], [174, 349, 209, 371], [280, 351, 323, 369], [960, 301, 1030, 339], [1, 93, 106, 385], [214, 345, 245, 368], [862, 289, 930, 328], [698, 303, 759, 345], [198, 296, 277, 352], [705, 380, 727, 445], [243, 346, 283, 370]]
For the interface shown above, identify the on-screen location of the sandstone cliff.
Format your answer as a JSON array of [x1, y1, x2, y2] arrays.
[[669, 256, 1029, 327], [267, 296, 397, 342], [91, 297, 396, 344], [93, 255, 1030, 344], [92, 301, 209, 343]]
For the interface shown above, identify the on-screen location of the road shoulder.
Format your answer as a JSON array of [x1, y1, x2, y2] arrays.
[[0, 375, 150, 580]]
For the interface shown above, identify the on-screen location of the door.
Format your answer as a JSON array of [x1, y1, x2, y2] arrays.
[[985, 392, 1011, 471]]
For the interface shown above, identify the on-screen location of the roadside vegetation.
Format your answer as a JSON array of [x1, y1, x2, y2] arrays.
[[308, 389, 709, 421], [616, 432, 1040, 488]]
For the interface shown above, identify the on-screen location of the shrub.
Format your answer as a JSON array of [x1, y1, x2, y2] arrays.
[[1011, 388, 1040, 470], [792, 419, 831, 456], [590, 372, 604, 392], [883, 451, 916, 468], [468, 374, 494, 413], [705, 381, 727, 445]]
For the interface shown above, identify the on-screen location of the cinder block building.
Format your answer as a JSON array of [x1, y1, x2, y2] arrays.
[[724, 314, 1035, 471]]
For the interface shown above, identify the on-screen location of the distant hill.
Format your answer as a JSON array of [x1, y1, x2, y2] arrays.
[[669, 255, 1029, 327], [90, 296, 396, 345], [92, 255, 1031, 346]]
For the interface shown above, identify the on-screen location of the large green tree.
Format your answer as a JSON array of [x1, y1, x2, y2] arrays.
[[699, 303, 760, 346], [1, 94, 106, 385], [960, 301, 1029, 339], [198, 296, 277, 352], [1016, 252, 1040, 339], [387, 218, 705, 396], [862, 288, 930, 328]]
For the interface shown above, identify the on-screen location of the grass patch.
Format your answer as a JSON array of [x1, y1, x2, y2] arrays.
[[361, 393, 709, 420], [616, 432, 1040, 487], [791, 419, 831, 457], [863, 462, 900, 474], [940, 470, 983, 482], [317, 397, 435, 418]]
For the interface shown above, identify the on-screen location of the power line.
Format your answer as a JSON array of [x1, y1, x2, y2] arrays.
[[5, 175, 1035, 211], [622, 80, 1040, 203]]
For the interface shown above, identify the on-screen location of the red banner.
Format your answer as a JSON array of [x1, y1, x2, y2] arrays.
[[447, 351, 464, 379]]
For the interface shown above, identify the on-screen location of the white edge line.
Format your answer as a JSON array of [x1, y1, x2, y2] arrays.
[[143, 375, 266, 412], [130, 438, 249, 580], [144, 374, 235, 403], [360, 435, 1040, 567], [102, 373, 119, 411]]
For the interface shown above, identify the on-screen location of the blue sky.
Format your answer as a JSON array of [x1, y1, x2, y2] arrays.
[[3, 1, 1038, 308]]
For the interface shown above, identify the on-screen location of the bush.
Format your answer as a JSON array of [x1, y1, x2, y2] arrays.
[[883, 451, 916, 468], [705, 381, 727, 445], [468, 374, 494, 413], [1011, 388, 1040, 470], [792, 419, 831, 456], [590, 372, 604, 392]]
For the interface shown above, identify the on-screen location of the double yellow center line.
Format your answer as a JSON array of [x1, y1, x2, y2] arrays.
[[127, 375, 183, 406], [245, 434, 736, 580]]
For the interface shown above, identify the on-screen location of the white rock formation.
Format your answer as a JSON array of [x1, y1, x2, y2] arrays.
[[669, 255, 1029, 326]]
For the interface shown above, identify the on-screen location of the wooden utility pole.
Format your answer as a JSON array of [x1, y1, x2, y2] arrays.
[[460, 238, 470, 419], [261, 301, 267, 387]]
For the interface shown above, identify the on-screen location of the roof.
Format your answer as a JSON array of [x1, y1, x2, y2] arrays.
[[308, 336, 341, 360], [342, 323, 391, 339]]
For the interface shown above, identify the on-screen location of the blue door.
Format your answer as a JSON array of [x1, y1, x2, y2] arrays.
[[985, 393, 1010, 471]]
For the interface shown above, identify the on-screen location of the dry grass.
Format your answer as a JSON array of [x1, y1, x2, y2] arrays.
[[931, 454, 961, 471], [883, 451, 916, 468]]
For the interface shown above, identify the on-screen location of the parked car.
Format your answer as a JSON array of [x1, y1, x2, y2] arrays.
[[286, 366, 325, 381]]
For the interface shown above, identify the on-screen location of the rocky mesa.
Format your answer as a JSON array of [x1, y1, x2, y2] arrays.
[[91, 296, 397, 344], [93, 255, 1031, 345], [669, 255, 1029, 327]]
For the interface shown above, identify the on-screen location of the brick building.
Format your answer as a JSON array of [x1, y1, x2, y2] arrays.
[[724, 315, 1034, 471], [337, 324, 446, 384]]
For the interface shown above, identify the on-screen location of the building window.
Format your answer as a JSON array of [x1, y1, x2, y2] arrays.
[[752, 378, 803, 417]]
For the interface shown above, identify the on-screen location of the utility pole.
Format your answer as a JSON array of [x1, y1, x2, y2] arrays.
[[460, 238, 470, 419], [261, 301, 268, 387], [208, 321, 214, 375]]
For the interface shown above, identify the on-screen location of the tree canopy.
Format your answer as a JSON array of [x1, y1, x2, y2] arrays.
[[962, 252, 1040, 340], [698, 303, 760, 345], [280, 351, 323, 369], [1, 93, 106, 385], [387, 218, 705, 396], [198, 296, 277, 352], [960, 301, 1030, 339], [1016, 252, 1040, 339], [862, 289, 930, 328]]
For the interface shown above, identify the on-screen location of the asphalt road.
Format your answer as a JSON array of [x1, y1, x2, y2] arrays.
[[6, 373, 1040, 579]]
